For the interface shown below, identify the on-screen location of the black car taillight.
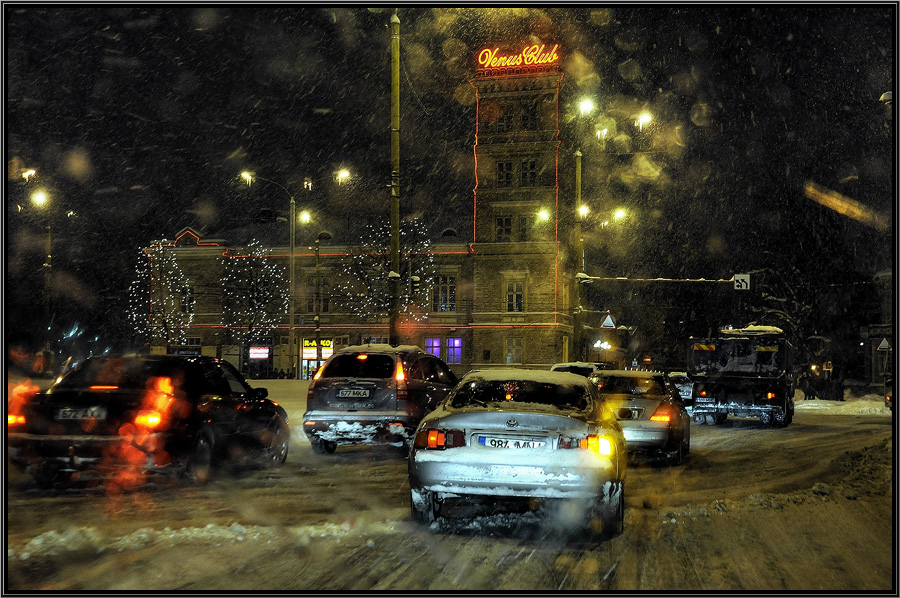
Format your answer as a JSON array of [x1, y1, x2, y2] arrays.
[[395, 361, 409, 401], [414, 428, 464, 449]]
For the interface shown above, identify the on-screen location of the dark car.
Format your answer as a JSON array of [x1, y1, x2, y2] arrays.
[[408, 369, 627, 535], [7, 354, 289, 488], [589, 370, 690, 465], [303, 344, 457, 454]]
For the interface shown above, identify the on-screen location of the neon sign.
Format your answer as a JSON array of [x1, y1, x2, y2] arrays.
[[477, 44, 560, 70]]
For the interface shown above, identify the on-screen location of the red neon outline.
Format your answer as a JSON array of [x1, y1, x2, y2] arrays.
[[470, 79, 480, 246], [554, 73, 564, 324]]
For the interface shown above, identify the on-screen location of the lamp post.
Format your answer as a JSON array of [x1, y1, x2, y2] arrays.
[[573, 98, 595, 361], [240, 172, 299, 379], [30, 190, 53, 319], [313, 230, 333, 368]]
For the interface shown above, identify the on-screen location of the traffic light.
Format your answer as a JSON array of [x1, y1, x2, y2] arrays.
[[410, 276, 421, 295]]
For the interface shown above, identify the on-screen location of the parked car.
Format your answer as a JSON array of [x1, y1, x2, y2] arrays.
[[408, 369, 627, 536], [667, 371, 694, 406], [7, 355, 289, 488], [589, 369, 690, 465], [303, 344, 457, 454]]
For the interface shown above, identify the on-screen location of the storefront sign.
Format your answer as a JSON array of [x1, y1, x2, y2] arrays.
[[249, 346, 270, 360], [477, 44, 560, 71]]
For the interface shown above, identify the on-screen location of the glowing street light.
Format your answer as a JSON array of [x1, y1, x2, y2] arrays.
[[579, 98, 596, 117], [578, 205, 590, 220], [537, 208, 551, 222], [335, 169, 351, 185], [637, 111, 653, 131], [21, 168, 36, 182], [613, 208, 627, 221]]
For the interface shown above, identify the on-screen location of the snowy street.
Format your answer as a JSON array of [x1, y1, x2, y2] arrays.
[[6, 380, 893, 591]]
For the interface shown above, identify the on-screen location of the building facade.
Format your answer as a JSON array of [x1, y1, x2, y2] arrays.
[[142, 42, 587, 378]]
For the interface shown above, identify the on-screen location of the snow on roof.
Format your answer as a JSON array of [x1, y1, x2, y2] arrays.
[[720, 325, 783, 335], [340, 344, 423, 354], [461, 368, 591, 386]]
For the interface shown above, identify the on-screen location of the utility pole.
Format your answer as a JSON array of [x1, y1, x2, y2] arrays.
[[389, 11, 401, 346]]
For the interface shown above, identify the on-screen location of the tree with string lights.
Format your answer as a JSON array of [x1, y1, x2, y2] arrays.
[[332, 218, 436, 324], [220, 239, 289, 365], [127, 244, 194, 349]]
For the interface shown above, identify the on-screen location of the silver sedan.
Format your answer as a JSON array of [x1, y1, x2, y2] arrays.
[[408, 369, 627, 536], [589, 370, 691, 465]]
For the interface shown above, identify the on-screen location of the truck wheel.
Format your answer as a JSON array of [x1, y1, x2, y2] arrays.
[[310, 437, 337, 454], [775, 410, 793, 427], [704, 414, 717, 426], [693, 414, 706, 425], [759, 411, 773, 426]]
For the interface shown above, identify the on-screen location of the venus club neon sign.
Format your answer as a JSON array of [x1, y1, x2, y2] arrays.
[[477, 44, 561, 70]]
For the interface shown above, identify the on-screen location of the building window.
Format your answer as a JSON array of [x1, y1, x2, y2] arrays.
[[506, 337, 523, 364], [184, 337, 201, 346], [522, 102, 538, 130], [497, 161, 513, 188], [506, 281, 524, 312], [497, 106, 514, 132], [425, 337, 441, 358], [364, 336, 388, 344], [519, 215, 533, 241], [520, 159, 537, 186], [432, 275, 456, 312], [496, 216, 512, 242], [180, 286, 194, 314], [446, 338, 462, 364]]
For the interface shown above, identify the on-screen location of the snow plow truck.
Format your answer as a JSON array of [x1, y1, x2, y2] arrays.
[[687, 325, 795, 428]]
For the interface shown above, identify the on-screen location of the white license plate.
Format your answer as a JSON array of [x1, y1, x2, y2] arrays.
[[337, 389, 371, 398], [346, 402, 375, 410], [478, 436, 545, 449], [56, 406, 108, 420]]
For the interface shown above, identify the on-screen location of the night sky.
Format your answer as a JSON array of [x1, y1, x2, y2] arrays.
[[5, 5, 895, 352]]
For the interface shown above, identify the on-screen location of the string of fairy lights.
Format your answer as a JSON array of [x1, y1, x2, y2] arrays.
[[128, 222, 435, 346], [127, 244, 194, 346]]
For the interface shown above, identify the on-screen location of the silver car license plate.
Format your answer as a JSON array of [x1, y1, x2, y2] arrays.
[[478, 436, 545, 449], [337, 389, 371, 398], [56, 406, 108, 420]]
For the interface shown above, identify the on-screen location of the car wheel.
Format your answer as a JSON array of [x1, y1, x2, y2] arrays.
[[189, 431, 214, 485], [594, 480, 624, 537], [265, 420, 290, 465], [667, 437, 685, 466], [410, 488, 440, 525], [310, 437, 337, 455]]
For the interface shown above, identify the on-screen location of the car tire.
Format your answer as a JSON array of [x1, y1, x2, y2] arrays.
[[310, 437, 337, 455], [704, 414, 717, 426], [693, 414, 706, 425], [188, 431, 214, 485], [775, 409, 793, 428], [265, 419, 290, 465], [759, 411, 773, 426], [410, 488, 440, 525], [667, 437, 685, 466], [594, 480, 624, 537]]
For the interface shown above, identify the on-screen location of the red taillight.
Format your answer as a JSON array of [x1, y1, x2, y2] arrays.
[[8, 414, 26, 426], [699, 390, 708, 397], [89, 385, 119, 390], [649, 406, 672, 422], [559, 434, 613, 456], [395, 361, 408, 400], [414, 428, 464, 449], [766, 392, 777, 400]]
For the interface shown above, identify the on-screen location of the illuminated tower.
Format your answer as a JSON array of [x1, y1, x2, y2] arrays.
[[468, 43, 574, 366]]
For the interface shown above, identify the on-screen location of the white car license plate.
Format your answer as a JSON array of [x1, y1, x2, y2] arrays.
[[56, 406, 108, 420], [337, 389, 371, 398], [346, 402, 375, 410], [479, 436, 545, 449]]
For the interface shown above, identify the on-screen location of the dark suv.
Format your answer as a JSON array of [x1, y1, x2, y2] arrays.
[[302, 344, 458, 454]]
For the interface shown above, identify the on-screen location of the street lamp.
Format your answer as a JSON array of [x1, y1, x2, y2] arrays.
[[313, 230, 333, 369], [239, 171, 299, 379]]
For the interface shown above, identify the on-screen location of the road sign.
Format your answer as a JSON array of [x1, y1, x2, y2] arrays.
[[876, 337, 892, 352], [734, 274, 750, 291], [600, 313, 617, 329]]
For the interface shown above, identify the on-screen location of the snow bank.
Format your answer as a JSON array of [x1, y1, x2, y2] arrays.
[[793, 394, 890, 416]]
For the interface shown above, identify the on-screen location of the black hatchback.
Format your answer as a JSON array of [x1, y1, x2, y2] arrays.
[[302, 344, 457, 454], [7, 354, 290, 488]]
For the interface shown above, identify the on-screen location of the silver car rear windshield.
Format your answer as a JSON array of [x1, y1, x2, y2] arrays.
[[321, 354, 395, 379], [449, 379, 589, 410], [596, 376, 665, 396]]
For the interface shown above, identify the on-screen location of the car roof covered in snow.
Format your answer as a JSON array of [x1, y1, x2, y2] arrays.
[[461, 368, 592, 386]]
